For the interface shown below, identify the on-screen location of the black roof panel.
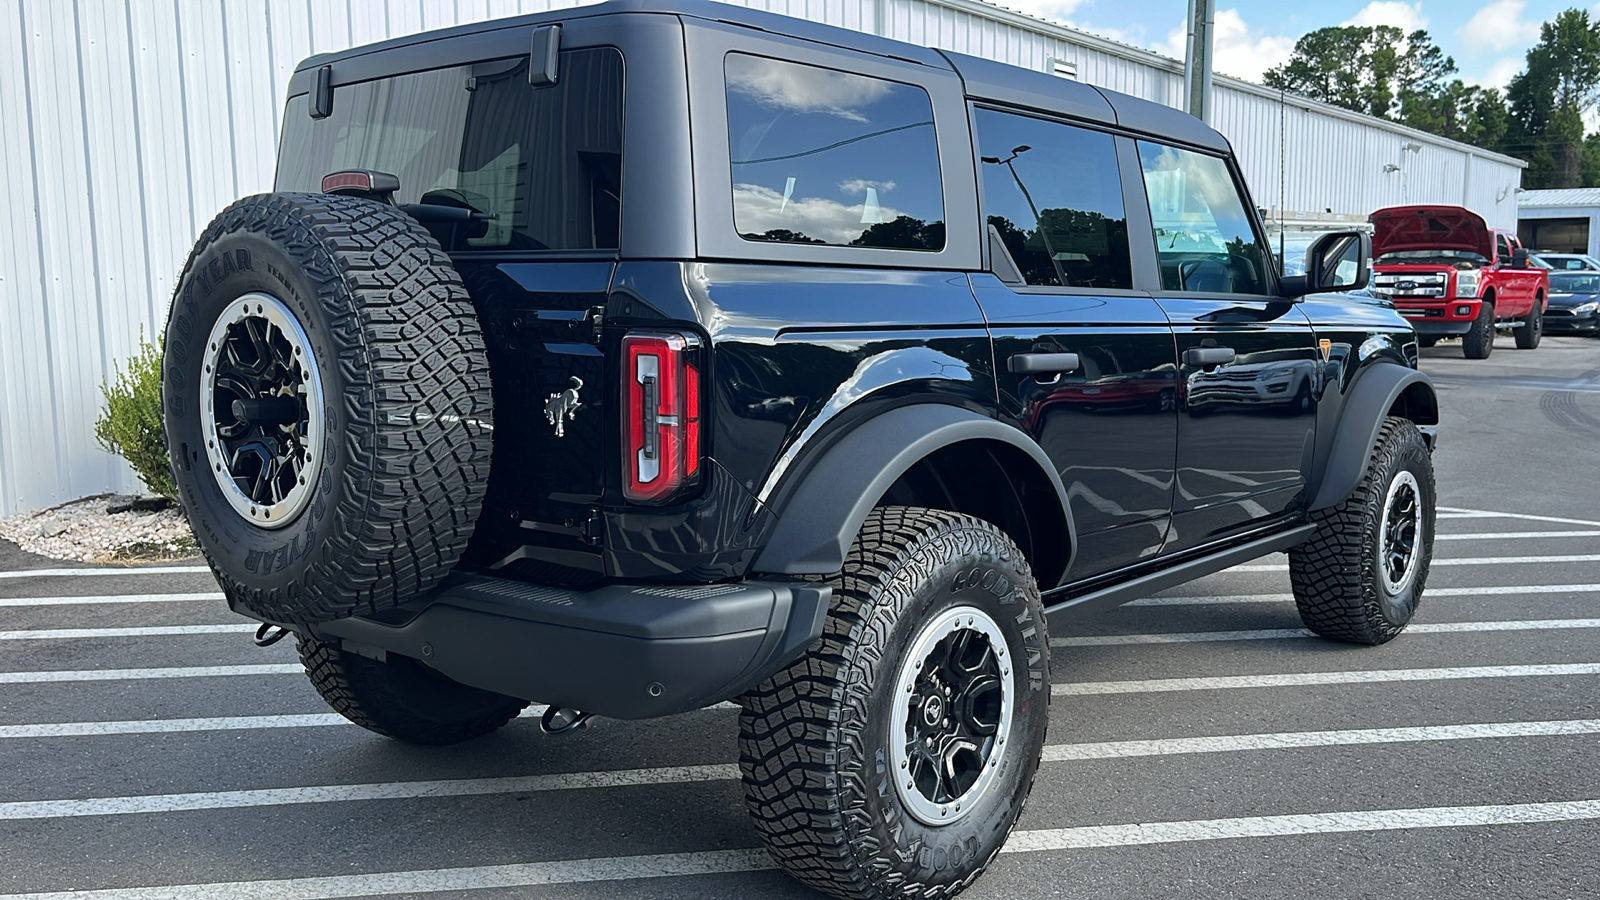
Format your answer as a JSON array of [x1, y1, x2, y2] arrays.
[[940, 51, 1115, 125]]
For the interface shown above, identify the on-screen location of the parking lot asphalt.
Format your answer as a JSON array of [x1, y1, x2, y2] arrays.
[[1, 335, 1598, 900]]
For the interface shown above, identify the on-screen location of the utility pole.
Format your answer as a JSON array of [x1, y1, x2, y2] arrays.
[[1184, 0, 1215, 124]]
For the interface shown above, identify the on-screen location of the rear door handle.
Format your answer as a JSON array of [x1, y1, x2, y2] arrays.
[[1183, 346, 1236, 367], [1009, 352, 1080, 375]]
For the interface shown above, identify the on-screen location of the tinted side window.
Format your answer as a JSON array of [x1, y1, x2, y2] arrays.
[[1136, 142, 1268, 295], [725, 53, 944, 250], [1497, 235, 1513, 265], [277, 48, 623, 252], [975, 108, 1132, 289]]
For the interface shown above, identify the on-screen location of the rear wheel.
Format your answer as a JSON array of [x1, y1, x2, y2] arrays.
[[1515, 295, 1544, 349], [738, 507, 1050, 900], [1289, 418, 1435, 644], [298, 637, 528, 744], [1463, 299, 1495, 359]]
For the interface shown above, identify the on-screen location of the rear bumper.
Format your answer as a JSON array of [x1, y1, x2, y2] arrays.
[[309, 576, 830, 719]]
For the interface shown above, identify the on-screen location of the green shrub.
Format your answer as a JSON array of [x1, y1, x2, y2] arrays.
[[94, 336, 175, 499]]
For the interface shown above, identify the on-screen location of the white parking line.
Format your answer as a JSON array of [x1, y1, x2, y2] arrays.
[[0, 566, 211, 580], [0, 593, 224, 607], [1049, 618, 1600, 647], [0, 624, 253, 640], [1437, 507, 1600, 528], [1229, 554, 1600, 572], [1052, 663, 1600, 695], [1132, 583, 1600, 606], [1, 800, 1596, 898], [3, 719, 1594, 819], [0, 664, 301, 684], [0, 714, 348, 739], [1436, 531, 1600, 541]]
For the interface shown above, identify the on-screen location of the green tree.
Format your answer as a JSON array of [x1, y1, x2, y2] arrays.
[[1505, 9, 1600, 188], [1264, 26, 1455, 121]]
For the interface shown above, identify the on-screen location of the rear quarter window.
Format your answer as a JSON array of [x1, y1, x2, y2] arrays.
[[276, 47, 623, 253], [724, 53, 944, 251]]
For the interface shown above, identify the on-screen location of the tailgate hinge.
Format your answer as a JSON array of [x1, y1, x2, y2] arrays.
[[586, 306, 606, 344]]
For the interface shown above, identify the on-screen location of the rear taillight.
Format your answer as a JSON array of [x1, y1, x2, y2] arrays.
[[623, 332, 703, 503]]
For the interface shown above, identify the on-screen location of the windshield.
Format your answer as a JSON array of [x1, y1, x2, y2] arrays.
[[1550, 272, 1600, 293]]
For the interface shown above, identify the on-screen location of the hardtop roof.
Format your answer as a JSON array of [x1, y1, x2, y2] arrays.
[[294, 0, 1231, 153]]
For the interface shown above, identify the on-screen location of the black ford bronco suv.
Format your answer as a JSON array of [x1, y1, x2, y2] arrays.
[[160, 2, 1439, 896]]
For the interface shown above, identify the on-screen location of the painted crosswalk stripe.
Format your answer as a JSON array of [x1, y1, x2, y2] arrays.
[[0, 664, 301, 684], [1052, 663, 1600, 696], [1049, 618, 1600, 647], [1133, 582, 1600, 606], [0, 624, 253, 640], [1, 800, 1596, 898], [0, 566, 211, 580], [0, 593, 223, 607], [2, 719, 1594, 819]]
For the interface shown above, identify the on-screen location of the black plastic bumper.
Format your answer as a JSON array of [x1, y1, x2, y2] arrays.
[[310, 577, 830, 719], [1410, 320, 1473, 336]]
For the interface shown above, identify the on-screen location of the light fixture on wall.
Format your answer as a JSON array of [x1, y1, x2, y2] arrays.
[[1402, 141, 1423, 153], [1384, 163, 1401, 173]]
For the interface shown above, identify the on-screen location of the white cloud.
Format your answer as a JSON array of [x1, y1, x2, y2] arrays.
[[1473, 56, 1524, 89], [1456, 0, 1542, 55], [1341, 1, 1428, 31], [727, 57, 893, 123], [1152, 9, 1296, 84], [839, 178, 897, 195], [733, 184, 904, 245]]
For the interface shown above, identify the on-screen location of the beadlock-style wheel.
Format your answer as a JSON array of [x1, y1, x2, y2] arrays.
[[200, 292, 324, 529], [1378, 469, 1423, 601], [890, 605, 1014, 827]]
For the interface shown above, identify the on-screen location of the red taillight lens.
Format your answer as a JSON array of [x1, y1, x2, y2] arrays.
[[623, 332, 703, 503]]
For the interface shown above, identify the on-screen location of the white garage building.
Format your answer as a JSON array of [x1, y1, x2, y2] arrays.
[[1517, 188, 1600, 257], [0, 0, 1528, 515]]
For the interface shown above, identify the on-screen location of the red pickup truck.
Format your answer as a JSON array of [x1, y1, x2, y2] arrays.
[[1370, 205, 1549, 358]]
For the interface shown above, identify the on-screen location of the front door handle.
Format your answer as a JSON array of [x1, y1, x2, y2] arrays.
[[1009, 352, 1080, 375], [1183, 346, 1236, 367]]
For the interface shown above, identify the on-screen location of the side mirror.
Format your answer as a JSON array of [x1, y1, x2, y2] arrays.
[[1512, 247, 1531, 268], [1279, 230, 1371, 298]]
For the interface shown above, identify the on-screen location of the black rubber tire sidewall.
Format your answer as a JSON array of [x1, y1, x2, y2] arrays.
[[163, 194, 493, 625], [1363, 425, 1435, 629], [1464, 300, 1494, 359], [1515, 297, 1544, 349], [848, 545, 1050, 887]]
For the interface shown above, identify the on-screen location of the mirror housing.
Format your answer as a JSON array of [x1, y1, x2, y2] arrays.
[[1512, 246, 1531, 268], [1279, 230, 1371, 299]]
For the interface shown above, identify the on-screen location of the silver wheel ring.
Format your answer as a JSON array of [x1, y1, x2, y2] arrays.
[[200, 292, 324, 529], [1379, 469, 1423, 596], [889, 604, 1014, 827]]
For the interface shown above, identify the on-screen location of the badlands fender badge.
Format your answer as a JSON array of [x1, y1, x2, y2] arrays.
[[545, 376, 583, 437], [1319, 339, 1332, 361]]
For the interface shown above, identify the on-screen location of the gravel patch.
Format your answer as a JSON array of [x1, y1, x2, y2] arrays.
[[0, 496, 198, 563]]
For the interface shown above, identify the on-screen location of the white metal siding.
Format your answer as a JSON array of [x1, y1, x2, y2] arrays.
[[0, 0, 1526, 515]]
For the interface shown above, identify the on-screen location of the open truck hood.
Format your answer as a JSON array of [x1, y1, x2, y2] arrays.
[[1371, 206, 1493, 259]]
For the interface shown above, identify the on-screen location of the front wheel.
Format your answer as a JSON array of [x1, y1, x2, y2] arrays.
[[1289, 418, 1435, 644], [739, 507, 1050, 900], [1515, 297, 1544, 349], [1463, 300, 1495, 359]]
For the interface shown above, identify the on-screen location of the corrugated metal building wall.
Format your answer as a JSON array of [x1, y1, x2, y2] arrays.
[[0, 0, 1526, 516]]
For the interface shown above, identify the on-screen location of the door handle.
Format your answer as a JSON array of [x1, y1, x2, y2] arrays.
[[1183, 346, 1236, 367], [1009, 352, 1080, 375]]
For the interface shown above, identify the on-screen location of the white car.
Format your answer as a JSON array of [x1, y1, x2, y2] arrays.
[[1532, 252, 1600, 271]]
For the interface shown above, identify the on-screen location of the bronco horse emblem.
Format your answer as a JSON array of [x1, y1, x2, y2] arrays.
[[544, 376, 583, 438]]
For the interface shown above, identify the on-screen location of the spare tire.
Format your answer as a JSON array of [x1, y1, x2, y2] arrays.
[[161, 193, 493, 625]]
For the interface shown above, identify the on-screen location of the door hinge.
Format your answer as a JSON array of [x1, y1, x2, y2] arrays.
[[584, 508, 604, 546], [586, 306, 606, 344]]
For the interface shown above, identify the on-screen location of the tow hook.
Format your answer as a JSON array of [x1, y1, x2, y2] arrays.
[[540, 705, 594, 735], [253, 623, 290, 648]]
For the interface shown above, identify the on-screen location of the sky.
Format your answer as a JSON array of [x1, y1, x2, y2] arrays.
[[997, 0, 1600, 90]]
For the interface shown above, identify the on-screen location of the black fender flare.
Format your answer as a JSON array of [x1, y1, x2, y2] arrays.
[[750, 404, 1077, 575], [1308, 365, 1437, 510]]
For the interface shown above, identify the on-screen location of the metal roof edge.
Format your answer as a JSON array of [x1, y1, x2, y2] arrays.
[[922, 0, 1529, 170]]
